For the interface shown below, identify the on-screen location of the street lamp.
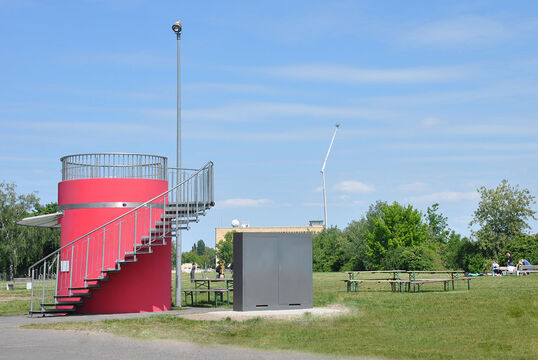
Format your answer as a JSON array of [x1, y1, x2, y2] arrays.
[[172, 19, 182, 307], [321, 124, 340, 229]]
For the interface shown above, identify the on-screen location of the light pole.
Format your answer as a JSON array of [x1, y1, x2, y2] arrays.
[[172, 19, 182, 307], [321, 124, 340, 229]]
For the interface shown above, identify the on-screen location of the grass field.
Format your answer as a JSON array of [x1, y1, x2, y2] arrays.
[[19, 272, 538, 359]]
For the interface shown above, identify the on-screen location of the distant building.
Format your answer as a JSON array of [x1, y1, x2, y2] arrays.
[[215, 222, 324, 246]]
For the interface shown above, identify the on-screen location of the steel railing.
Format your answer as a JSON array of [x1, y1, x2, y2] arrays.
[[29, 161, 214, 314], [61, 153, 168, 181]]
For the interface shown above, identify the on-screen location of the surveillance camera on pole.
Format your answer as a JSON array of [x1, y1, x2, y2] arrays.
[[321, 124, 340, 229]]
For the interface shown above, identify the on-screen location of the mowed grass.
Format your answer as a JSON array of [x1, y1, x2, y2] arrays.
[[25, 273, 538, 359], [0, 285, 32, 316]]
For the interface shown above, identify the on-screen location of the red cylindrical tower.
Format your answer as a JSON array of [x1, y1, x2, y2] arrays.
[[56, 153, 171, 314]]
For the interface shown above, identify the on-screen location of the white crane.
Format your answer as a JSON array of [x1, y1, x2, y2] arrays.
[[321, 124, 340, 229]]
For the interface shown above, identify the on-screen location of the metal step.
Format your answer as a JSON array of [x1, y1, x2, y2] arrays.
[[30, 308, 77, 315], [154, 220, 189, 227], [140, 236, 167, 244], [85, 276, 109, 282], [125, 249, 152, 257], [116, 258, 137, 265], [69, 284, 100, 291], [166, 201, 214, 209], [40, 300, 84, 306], [101, 267, 121, 274], [55, 292, 92, 299], [163, 209, 206, 216]]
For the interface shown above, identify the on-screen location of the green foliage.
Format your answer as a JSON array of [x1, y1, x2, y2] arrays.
[[425, 203, 450, 243], [196, 239, 206, 256], [364, 202, 429, 268], [503, 233, 538, 265], [182, 241, 215, 269], [312, 227, 347, 271], [471, 179, 536, 259], [0, 182, 60, 278], [216, 232, 234, 264], [381, 245, 440, 271]]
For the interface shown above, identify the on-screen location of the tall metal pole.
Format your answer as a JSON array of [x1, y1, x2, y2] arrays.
[[172, 20, 182, 307], [321, 124, 340, 229]]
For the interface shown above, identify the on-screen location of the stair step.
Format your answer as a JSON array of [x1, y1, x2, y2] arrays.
[[40, 300, 83, 306], [101, 267, 121, 274], [55, 293, 92, 299], [69, 284, 100, 291], [154, 220, 188, 227], [117, 259, 137, 264], [160, 210, 200, 218], [30, 308, 77, 314], [140, 236, 167, 244], [85, 276, 109, 282], [125, 249, 152, 257], [166, 202, 214, 209]]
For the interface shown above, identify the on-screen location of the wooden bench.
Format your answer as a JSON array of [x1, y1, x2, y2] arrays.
[[517, 265, 538, 276], [409, 277, 474, 293], [343, 279, 410, 293], [183, 288, 233, 307]]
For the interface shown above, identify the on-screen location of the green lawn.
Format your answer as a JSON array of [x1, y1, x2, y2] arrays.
[[0, 284, 32, 316], [23, 272, 538, 359]]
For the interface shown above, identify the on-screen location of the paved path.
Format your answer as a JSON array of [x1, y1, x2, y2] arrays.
[[0, 310, 374, 360]]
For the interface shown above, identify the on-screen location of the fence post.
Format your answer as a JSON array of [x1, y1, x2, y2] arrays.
[[55, 253, 60, 303]]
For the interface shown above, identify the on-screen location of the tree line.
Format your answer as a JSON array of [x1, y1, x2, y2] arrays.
[[0, 182, 60, 279], [1, 179, 536, 277], [313, 180, 537, 273]]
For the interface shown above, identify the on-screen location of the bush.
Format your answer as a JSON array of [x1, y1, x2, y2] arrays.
[[381, 246, 438, 271]]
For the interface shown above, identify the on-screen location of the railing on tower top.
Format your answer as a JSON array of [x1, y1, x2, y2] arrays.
[[61, 153, 168, 181], [28, 161, 214, 315]]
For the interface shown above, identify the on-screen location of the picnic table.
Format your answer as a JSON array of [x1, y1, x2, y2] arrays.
[[346, 270, 407, 280], [345, 270, 407, 293], [343, 270, 472, 293], [406, 270, 466, 290], [185, 278, 234, 306]]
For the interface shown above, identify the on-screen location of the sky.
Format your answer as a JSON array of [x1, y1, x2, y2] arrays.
[[1, 1, 537, 251]]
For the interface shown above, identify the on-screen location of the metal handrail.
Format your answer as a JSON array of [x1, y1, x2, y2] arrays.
[[61, 153, 168, 181], [29, 161, 213, 272]]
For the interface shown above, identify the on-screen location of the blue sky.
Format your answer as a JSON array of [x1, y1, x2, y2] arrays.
[[1, 1, 537, 251]]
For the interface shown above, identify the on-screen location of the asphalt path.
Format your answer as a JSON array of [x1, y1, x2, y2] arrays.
[[0, 310, 373, 360]]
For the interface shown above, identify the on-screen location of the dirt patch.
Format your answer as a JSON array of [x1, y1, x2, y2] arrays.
[[178, 305, 350, 321], [0, 297, 29, 302]]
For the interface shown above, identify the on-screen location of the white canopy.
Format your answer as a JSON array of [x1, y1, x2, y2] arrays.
[[17, 212, 62, 228]]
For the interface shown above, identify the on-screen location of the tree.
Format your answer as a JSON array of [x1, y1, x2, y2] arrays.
[[364, 202, 430, 269], [343, 201, 386, 271], [312, 227, 347, 272], [0, 183, 60, 277], [470, 179, 536, 259], [196, 239, 205, 256], [216, 231, 234, 264], [425, 203, 450, 243]]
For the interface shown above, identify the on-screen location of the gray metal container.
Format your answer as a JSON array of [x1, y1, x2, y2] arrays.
[[233, 232, 313, 311]]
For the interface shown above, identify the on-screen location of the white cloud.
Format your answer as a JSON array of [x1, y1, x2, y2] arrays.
[[399, 182, 430, 192], [185, 82, 279, 95], [257, 64, 468, 84], [333, 180, 375, 194], [217, 198, 274, 208], [422, 117, 441, 127], [405, 16, 509, 46], [407, 191, 479, 203], [184, 101, 396, 122], [313, 186, 323, 193]]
